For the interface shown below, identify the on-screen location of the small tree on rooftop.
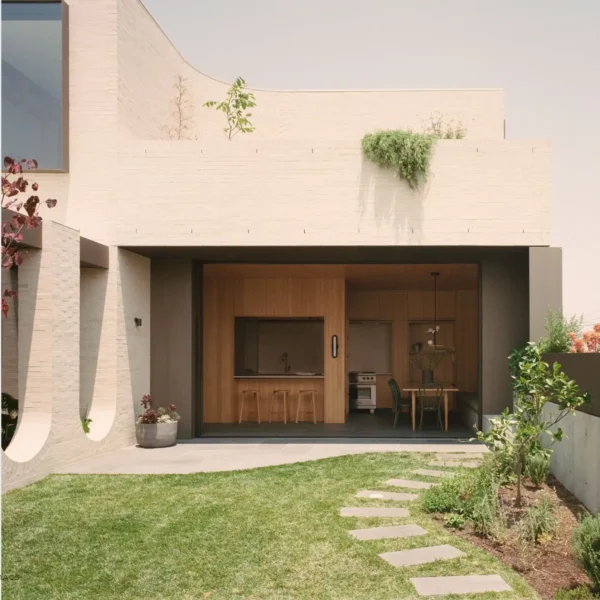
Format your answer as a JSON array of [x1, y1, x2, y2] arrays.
[[476, 343, 589, 507], [203, 77, 256, 140]]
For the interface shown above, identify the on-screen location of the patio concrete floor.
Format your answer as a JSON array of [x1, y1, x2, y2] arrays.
[[57, 439, 486, 475]]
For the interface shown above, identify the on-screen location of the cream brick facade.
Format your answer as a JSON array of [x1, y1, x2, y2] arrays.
[[2, 0, 553, 490]]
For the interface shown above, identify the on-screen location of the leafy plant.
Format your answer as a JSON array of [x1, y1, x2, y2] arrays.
[[81, 418, 92, 434], [444, 513, 465, 529], [518, 493, 557, 544], [2, 157, 57, 318], [203, 77, 256, 140], [477, 343, 590, 506], [1, 392, 18, 450], [573, 514, 600, 588], [361, 130, 435, 190], [555, 586, 599, 599], [538, 310, 583, 354], [471, 489, 504, 539], [526, 452, 550, 487], [138, 394, 180, 424], [422, 111, 466, 139]]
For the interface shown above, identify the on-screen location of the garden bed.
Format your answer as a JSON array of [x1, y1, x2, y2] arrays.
[[432, 475, 595, 600]]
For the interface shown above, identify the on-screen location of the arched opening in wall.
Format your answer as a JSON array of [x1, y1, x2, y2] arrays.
[[2, 267, 19, 452], [4, 249, 52, 463], [80, 267, 115, 442]]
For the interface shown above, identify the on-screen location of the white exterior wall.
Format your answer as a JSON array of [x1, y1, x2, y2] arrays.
[[2, 237, 150, 492], [118, 139, 550, 247], [543, 403, 600, 515], [24, 0, 549, 249]]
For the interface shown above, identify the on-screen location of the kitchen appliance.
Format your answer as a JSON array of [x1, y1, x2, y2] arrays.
[[348, 371, 377, 413]]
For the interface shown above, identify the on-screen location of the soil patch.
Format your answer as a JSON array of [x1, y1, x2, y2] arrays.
[[439, 476, 595, 600]]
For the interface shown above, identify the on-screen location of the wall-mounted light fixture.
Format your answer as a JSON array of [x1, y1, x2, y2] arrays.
[[331, 335, 338, 358], [134, 317, 142, 327]]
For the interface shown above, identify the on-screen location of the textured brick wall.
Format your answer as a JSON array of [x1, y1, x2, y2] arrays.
[[2, 234, 150, 492], [117, 139, 551, 247]]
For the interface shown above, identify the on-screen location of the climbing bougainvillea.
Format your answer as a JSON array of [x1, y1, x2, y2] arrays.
[[1, 157, 57, 317], [569, 324, 600, 353]]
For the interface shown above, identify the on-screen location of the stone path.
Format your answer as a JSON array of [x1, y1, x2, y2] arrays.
[[415, 468, 455, 478], [410, 575, 512, 596], [379, 544, 465, 567], [349, 524, 427, 541], [384, 478, 438, 490], [340, 507, 409, 518], [344, 454, 512, 597], [355, 490, 418, 501], [429, 460, 480, 468]]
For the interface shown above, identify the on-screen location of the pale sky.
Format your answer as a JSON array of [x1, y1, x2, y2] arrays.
[[144, 0, 600, 327]]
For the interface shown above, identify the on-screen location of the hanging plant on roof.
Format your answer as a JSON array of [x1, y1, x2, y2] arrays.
[[361, 130, 435, 190], [362, 113, 466, 191]]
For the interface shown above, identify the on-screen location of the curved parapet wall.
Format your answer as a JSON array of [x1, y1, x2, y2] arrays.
[[117, 0, 505, 142]]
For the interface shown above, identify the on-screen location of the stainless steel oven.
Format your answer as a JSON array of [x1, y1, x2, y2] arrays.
[[349, 372, 377, 413]]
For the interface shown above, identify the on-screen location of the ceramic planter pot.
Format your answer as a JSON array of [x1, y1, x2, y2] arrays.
[[135, 421, 178, 448]]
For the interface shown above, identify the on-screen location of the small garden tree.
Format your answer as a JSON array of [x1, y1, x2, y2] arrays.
[[477, 343, 589, 506], [2, 156, 57, 317]]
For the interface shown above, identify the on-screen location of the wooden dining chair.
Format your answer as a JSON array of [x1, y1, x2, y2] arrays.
[[388, 378, 410, 429], [417, 383, 444, 430]]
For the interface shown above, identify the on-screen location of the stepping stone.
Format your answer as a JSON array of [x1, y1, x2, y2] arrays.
[[356, 490, 419, 501], [429, 460, 479, 469], [349, 524, 427, 541], [436, 453, 483, 460], [379, 544, 465, 567], [340, 507, 410, 518], [385, 478, 438, 490], [410, 575, 511, 596], [415, 469, 455, 478]]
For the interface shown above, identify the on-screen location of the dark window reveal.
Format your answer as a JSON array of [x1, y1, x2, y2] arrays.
[[2, 2, 66, 170]]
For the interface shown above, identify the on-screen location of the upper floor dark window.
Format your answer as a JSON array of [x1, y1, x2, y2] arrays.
[[2, 2, 67, 171]]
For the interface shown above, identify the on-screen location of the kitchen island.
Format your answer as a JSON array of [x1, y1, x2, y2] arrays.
[[234, 376, 325, 423]]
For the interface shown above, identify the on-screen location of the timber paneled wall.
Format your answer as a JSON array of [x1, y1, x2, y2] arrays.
[[203, 265, 346, 424], [347, 289, 478, 409]]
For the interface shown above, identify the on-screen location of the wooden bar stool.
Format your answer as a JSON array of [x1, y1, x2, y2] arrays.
[[270, 389, 289, 424], [239, 390, 261, 424], [296, 389, 317, 424]]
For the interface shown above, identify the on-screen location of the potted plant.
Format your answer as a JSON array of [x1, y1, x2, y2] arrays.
[[135, 394, 180, 448]]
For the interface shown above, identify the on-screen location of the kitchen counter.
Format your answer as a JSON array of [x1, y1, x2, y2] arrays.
[[234, 375, 324, 379]]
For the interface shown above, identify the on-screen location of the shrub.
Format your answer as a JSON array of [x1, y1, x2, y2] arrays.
[[444, 513, 466, 530], [361, 130, 435, 190], [554, 586, 598, 599], [519, 493, 558, 544], [538, 310, 583, 354], [471, 490, 504, 538], [526, 453, 550, 487], [1, 392, 18, 450], [421, 476, 465, 514], [574, 514, 600, 588]]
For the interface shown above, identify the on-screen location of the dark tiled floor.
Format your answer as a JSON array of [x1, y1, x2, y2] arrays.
[[201, 410, 476, 439]]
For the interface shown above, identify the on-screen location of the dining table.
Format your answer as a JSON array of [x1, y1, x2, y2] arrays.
[[401, 383, 459, 432]]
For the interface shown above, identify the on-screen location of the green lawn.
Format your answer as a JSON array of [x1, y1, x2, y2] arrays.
[[2, 452, 537, 600]]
